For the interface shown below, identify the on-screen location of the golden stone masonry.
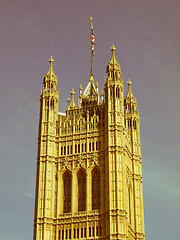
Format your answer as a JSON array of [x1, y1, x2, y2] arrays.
[[33, 45, 145, 240]]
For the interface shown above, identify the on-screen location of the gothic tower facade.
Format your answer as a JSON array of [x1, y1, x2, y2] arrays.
[[33, 46, 145, 240]]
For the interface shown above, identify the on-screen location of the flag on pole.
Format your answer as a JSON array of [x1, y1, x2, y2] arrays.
[[91, 21, 95, 58]]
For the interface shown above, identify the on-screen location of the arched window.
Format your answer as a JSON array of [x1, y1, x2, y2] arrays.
[[70, 145, 72, 154], [50, 99, 54, 109], [78, 144, 80, 153], [92, 142, 94, 151], [85, 143, 87, 152], [67, 146, 69, 155], [89, 142, 91, 152], [78, 170, 86, 211], [89, 227, 91, 237], [81, 228, 83, 238], [92, 168, 101, 210], [45, 99, 49, 109], [84, 227, 86, 238], [77, 228, 79, 238], [66, 229, 68, 239], [92, 226, 95, 237], [63, 172, 71, 213]]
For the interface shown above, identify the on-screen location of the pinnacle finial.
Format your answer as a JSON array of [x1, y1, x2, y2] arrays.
[[45, 56, 56, 78], [71, 88, 75, 95], [90, 16, 93, 22], [96, 81, 99, 88], [108, 44, 119, 68], [89, 75, 94, 83], [49, 56, 54, 63], [127, 79, 132, 86], [68, 89, 76, 109], [111, 44, 116, 52], [125, 78, 137, 103]]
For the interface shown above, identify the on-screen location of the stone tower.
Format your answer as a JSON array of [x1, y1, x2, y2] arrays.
[[33, 46, 145, 240]]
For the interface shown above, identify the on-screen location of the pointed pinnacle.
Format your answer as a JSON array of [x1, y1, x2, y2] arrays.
[[71, 88, 75, 95], [127, 79, 132, 86]]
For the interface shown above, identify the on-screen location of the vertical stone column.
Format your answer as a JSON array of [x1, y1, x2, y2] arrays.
[[72, 172, 78, 213], [86, 171, 91, 211]]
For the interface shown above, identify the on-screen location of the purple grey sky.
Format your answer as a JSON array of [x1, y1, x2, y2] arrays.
[[0, 0, 180, 239]]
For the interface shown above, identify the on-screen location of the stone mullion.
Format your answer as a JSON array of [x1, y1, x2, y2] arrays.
[[72, 171, 78, 213], [86, 170, 91, 212]]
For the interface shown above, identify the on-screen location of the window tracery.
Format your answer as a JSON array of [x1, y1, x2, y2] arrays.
[[63, 171, 71, 213], [78, 170, 86, 211], [92, 168, 101, 210]]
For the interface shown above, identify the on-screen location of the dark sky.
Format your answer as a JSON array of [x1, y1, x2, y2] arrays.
[[0, 0, 180, 240]]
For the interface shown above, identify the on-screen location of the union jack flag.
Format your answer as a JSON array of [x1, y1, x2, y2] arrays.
[[91, 22, 95, 58]]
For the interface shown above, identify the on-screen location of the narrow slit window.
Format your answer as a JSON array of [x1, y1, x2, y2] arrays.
[[89, 227, 91, 237], [92, 226, 95, 237], [78, 144, 80, 153], [89, 142, 91, 152], [77, 228, 79, 238], [84, 227, 86, 238], [81, 228, 83, 238], [85, 143, 87, 152]]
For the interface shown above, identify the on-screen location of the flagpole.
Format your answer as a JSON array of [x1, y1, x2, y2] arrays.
[[90, 16, 93, 78]]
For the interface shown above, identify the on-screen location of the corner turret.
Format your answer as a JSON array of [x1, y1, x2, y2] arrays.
[[106, 44, 122, 81], [124, 79, 138, 122], [43, 56, 57, 93]]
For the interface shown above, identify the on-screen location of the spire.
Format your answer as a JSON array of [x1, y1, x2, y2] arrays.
[[68, 89, 76, 109], [46, 56, 56, 77], [109, 44, 118, 65], [79, 83, 82, 96], [106, 45, 121, 79], [125, 79, 137, 104], [43, 56, 57, 92]]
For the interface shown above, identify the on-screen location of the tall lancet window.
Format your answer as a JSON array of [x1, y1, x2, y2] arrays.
[[92, 168, 100, 210], [78, 170, 86, 211], [63, 171, 71, 213]]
